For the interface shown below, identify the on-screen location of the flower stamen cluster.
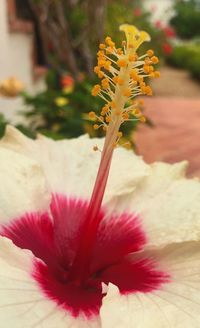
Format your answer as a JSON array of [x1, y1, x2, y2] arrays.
[[90, 24, 160, 142], [71, 25, 160, 284]]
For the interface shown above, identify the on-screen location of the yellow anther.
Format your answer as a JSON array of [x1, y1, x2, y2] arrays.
[[138, 99, 144, 105], [91, 84, 101, 96], [99, 43, 106, 49], [94, 66, 100, 74], [128, 54, 138, 62], [137, 76, 144, 83], [143, 65, 150, 74], [113, 142, 118, 148], [89, 111, 96, 119], [105, 36, 112, 44], [124, 141, 131, 149], [102, 105, 109, 113], [141, 85, 146, 93], [132, 108, 142, 117], [140, 116, 146, 123], [97, 50, 105, 57], [105, 116, 111, 123], [102, 78, 109, 84], [93, 124, 99, 130], [106, 47, 114, 54], [98, 59, 106, 67], [118, 131, 123, 138], [123, 88, 132, 97], [117, 48, 123, 55], [101, 78, 109, 89], [140, 81, 146, 88], [122, 112, 129, 120], [98, 71, 104, 79], [154, 71, 160, 78], [147, 49, 154, 57], [144, 86, 153, 96], [149, 65, 154, 73], [112, 76, 118, 84], [151, 56, 159, 64], [116, 59, 127, 67], [130, 69, 138, 80], [107, 40, 115, 48], [93, 145, 99, 151], [113, 76, 124, 85], [104, 60, 111, 70], [145, 57, 151, 65]]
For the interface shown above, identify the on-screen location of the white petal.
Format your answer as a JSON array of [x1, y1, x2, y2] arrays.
[[0, 237, 100, 328], [0, 126, 149, 202], [109, 162, 200, 247], [101, 242, 200, 328], [0, 147, 50, 223]]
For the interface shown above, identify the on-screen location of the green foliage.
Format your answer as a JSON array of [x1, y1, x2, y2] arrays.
[[18, 70, 142, 144], [188, 51, 200, 80], [167, 45, 193, 68], [167, 44, 200, 81], [8, 1, 159, 143], [0, 113, 8, 138], [170, 0, 200, 39], [106, 0, 170, 59]]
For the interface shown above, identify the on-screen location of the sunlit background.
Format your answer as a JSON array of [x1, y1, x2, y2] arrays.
[[0, 0, 200, 176]]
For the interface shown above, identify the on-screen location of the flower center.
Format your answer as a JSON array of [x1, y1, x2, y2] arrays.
[[0, 194, 169, 318]]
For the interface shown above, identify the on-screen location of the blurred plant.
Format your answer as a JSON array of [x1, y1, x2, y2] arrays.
[[1, 1, 159, 143], [27, 0, 108, 79], [0, 113, 8, 138], [106, 1, 174, 60], [18, 69, 143, 143], [163, 26, 176, 39], [167, 44, 200, 81], [162, 43, 173, 56], [28, 0, 171, 78], [170, 0, 200, 39]]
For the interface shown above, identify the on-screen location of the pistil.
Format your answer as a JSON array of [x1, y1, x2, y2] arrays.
[[69, 24, 159, 284]]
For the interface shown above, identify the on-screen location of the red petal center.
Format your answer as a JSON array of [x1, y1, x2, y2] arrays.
[[0, 194, 169, 318]]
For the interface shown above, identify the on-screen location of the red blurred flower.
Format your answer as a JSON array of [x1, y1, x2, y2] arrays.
[[163, 26, 176, 39], [61, 75, 74, 88], [162, 43, 173, 55], [133, 8, 142, 17]]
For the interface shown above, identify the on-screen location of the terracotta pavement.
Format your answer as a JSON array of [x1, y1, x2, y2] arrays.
[[135, 97, 200, 177]]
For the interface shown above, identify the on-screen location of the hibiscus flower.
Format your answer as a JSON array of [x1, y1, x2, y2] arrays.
[[0, 24, 200, 328]]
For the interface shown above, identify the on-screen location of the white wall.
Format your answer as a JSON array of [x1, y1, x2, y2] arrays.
[[143, 0, 175, 25], [0, 0, 44, 123]]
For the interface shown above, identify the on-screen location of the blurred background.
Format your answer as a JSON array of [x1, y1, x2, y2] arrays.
[[0, 0, 200, 176]]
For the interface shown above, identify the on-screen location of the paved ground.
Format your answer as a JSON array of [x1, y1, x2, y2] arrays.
[[135, 66, 200, 177], [151, 65, 200, 98]]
